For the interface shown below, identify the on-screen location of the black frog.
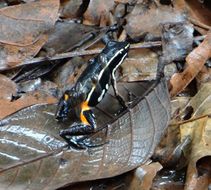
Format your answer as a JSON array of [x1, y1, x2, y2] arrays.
[[55, 40, 130, 148]]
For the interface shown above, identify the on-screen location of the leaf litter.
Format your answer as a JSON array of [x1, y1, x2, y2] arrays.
[[0, 0, 210, 189]]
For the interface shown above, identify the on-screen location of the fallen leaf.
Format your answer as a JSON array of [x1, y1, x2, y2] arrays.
[[196, 66, 211, 89], [0, 77, 171, 189], [151, 169, 185, 190], [125, 2, 185, 38], [170, 30, 211, 97], [42, 22, 102, 55], [0, 91, 57, 119], [161, 22, 194, 63], [185, 0, 211, 34], [120, 49, 158, 82], [60, 0, 83, 19], [179, 83, 211, 190], [0, 74, 17, 100], [127, 162, 163, 190], [0, 0, 59, 70], [83, 0, 115, 26]]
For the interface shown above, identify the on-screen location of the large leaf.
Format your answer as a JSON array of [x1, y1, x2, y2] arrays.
[[0, 76, 170, 189]]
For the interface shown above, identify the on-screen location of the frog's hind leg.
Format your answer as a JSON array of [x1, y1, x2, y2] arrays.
[[59, 108, 99, 149]]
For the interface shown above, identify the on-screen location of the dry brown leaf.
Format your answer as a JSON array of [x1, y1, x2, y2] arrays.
[[127, 162, 163, 190], [60, 0, 83, 19], [179, 83, 211, 190], [0, 74, 17, 100], [0, 91, 57, 119], [0, 0, 59, 70], [196, 66, 211, 89], [185, 0, 211, 34], [83, 0, 115, 26], [170, 30, 211, 97], [120, 49, 158, 82], [125, 3, 185, 38]]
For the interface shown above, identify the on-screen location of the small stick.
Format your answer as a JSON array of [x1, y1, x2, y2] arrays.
[[189, 18, 211, 30], [20, 41, 162, 67]]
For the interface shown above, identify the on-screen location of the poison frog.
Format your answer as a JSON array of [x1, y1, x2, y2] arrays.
[[55, 40, 130, 148]]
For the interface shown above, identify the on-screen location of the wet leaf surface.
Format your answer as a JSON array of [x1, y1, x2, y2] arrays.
[[0, 0, 210, 189], [0, 77, 170, 189]]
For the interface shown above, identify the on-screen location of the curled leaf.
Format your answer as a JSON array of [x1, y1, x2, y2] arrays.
[[170, 30, 211, 97], [179, 83, 211, 190]]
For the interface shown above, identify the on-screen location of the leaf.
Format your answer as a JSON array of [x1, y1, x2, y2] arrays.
[[60, 0, 83, 19], [179, 83, 211, 190], [185, 0, 211, 34], [0, 77, 170, 189], [120, 49, 159, 82], [125, 2, 185, 38], [170, 30, 211, 97], [83, 0, 115, 26], [127, 162, 163, 190], [0, 91, 57, 120], [0, 74, 17, 100], [161, 22, 194, 63], [0, 0, 60, 70]]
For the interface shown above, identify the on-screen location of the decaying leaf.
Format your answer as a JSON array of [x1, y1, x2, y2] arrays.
[[0, 0, 59, 70], [83, 0, 115, 26], [0, 91, 57, 119], [52, 57, 86, 94], [161, 22, 194, 63], [170, 30, 211, 97], [120, 49, 158, 82], [42, 22, 103, 55], [127, 162, 163, 190], [185, 0, 211, 34], [179, 83, 211, 190], [60, 0, 83, 19], [0, 76, 170, 189], [125, 2, 185, 38], [151, 168, 185, 190], [0, 74, 17, 100], [196, 66, 211, 89]]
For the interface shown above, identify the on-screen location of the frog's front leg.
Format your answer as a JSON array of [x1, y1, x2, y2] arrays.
[[60, 106, 97, 149], [111, 77, 127, 109]]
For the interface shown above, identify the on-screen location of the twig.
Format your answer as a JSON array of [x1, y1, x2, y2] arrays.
[[169, 113, 211, 126], [20, 41, 162, 67], [189, 18, 211, 30]]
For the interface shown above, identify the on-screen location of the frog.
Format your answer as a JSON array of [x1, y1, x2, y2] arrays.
[[55, 40, 130, 149]]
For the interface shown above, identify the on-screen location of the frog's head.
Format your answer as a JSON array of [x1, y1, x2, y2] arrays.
[[99, 40, 130, 67]]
